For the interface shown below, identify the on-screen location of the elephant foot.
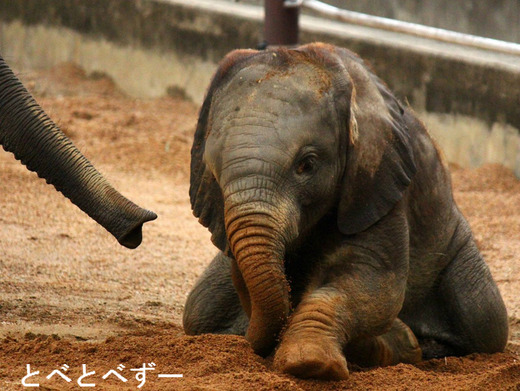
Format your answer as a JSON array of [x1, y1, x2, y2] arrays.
[[345, 318, 422, 367], [273, 335, 349, 380]]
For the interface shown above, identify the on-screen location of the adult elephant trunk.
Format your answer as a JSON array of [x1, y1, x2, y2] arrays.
[[225, 195, 296, 356], [0, 56, 156, 248]]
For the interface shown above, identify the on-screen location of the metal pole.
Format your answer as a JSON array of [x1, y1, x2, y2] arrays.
[[264, 0, 299, 47], [292, 0, 520, 57]]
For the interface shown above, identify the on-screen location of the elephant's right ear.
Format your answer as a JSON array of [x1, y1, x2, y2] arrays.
[[190, 50, 258, 253], [333, 47, 416, 235]]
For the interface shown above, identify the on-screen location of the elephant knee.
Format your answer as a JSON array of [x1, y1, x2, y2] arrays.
[[440, 241, 509, 354], [182, 256, 246, 336], [182, 312, 197, 335], [182, 285, 247, 336], [182, 288, 203, 335], [471, 301, 509, 354]]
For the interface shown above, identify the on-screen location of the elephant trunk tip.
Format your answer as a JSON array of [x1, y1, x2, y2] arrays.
[[115, 208, 157, 249]]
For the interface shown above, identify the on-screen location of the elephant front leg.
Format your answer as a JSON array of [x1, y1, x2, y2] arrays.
[[273, 287, 351, 380], [273, 256, 409, 380], [345, 318, 422, 367]]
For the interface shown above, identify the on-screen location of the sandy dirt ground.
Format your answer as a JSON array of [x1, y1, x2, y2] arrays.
[[1, 64, 519, 390]]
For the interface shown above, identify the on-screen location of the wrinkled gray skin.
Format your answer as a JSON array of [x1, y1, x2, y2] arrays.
[[0, 55, 156, 248], [183, 43, 508, 380]]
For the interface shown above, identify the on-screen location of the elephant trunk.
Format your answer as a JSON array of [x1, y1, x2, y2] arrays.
[[225, 199, 294, 356], [0, 56, 156, 248]]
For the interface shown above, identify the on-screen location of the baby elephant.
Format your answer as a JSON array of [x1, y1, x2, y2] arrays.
[[183, 43, 508, 380]]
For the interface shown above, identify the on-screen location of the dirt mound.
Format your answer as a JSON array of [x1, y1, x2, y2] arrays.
[[1, 63, 519, 390], [2, 329, 520, 390]]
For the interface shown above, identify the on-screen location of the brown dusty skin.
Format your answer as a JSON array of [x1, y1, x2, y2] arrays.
[[0, 63, 519, 390]]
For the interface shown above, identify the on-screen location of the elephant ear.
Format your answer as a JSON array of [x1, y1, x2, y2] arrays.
[[334, 47, 417, 235], [190, 49, 258, 252]]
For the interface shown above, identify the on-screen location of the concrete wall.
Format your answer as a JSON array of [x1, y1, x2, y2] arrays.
[[1, 0, 519, 176], [0, 0, 264, 102], [235, 0, 520, 44]]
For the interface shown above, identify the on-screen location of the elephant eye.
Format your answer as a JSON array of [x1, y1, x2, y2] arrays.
[[296, 154, 317, 176]]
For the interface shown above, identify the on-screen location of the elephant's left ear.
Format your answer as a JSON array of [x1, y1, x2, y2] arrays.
[[190, 92, 227, 251], [334, 47, 416, 235], [190, 49, 259, 252]]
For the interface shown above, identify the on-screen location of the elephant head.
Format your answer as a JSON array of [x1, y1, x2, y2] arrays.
[[190, 43, 415, 355], [0, 55, 156, 248]]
